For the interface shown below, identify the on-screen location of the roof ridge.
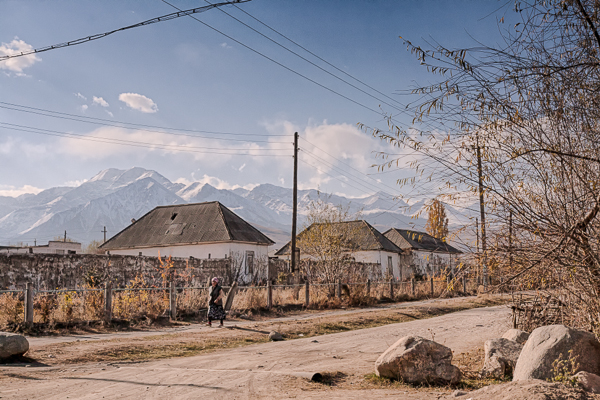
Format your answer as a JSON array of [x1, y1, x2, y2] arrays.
[[216, 202, 234, 241]]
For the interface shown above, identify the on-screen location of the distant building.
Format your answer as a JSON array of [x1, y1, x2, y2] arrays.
[[0, 240, 82, 255], [383, 228, 462, 278], [275, 220, 403, 279], [99, 201, 275, 283]]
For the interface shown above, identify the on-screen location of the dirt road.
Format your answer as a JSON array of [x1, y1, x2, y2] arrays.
[[0, 304, 511, 399]]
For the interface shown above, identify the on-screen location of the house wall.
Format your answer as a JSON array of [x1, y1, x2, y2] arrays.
[[108, 242, 270, 284], [400, 250, 461, 277], [0, 241, 82, 255], [351, 250, 401, 279]]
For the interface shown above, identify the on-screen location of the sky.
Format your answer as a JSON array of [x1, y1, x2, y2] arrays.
[[0, 0, 513, 203]]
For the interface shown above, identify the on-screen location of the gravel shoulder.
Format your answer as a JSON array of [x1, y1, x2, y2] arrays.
[[1, 298, 513, 400]]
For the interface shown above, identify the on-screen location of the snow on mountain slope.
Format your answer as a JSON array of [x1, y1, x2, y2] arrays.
[[18, 177, 186, 245], [1, 167, 469, 248]]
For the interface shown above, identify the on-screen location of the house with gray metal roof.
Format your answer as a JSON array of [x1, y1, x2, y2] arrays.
[[384, 228, 462, 278], [275, 220, 404, 279], [100, 201, 274, 282]]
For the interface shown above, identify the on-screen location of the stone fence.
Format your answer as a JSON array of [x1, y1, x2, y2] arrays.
[[0, 253, 231, 290]]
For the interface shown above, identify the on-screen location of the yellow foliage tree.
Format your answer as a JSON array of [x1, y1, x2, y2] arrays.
[[425, 199, 448, 242]]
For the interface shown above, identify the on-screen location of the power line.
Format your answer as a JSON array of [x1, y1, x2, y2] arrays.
[[0, 1, 251, 61], [0, 101, 288, 140], [300, 147, 399, 198], [0, 122, 293, 157], [300, 136, 410, 196], [206, 0, 405, 113], [298, 158, 411, 226], [229, 1, 407, 110], [160, 0, 383, 115]]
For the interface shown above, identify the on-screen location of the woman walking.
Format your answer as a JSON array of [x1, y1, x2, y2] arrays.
[[207, 277, 226, 327]]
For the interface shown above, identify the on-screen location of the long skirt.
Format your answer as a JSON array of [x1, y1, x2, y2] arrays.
[[208, 303, 226, 321]]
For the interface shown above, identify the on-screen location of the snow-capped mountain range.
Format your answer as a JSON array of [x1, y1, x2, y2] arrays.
[[0, 167, 474, 248]]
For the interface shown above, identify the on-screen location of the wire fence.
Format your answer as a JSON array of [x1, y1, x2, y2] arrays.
[[0, 277, 509, 327]]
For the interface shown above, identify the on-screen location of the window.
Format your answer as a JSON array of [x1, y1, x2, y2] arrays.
[[208, 253, 211, 259], [245, 251, 255, 274], [55, 249, 65, 255]]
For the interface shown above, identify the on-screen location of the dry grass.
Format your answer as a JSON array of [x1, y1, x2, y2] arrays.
[[0, 278, 496, 331], [0, 293, 23, 325]]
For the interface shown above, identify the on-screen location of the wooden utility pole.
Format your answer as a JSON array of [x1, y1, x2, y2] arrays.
[[476, 134, 487, 287], [509, 211, 513, 271], [102, 226, 107, 243], [64, 230, 67, 242], [291, 132, 299, 273], [476, 217, 480, 282]]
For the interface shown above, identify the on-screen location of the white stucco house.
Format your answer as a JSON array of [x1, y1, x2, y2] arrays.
[[383, 228, 462, 278], [0, 240, 82, 255], [99, 201, 275, 282], [275, 220, 404, 280]]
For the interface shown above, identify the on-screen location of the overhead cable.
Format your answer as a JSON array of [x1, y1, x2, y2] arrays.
[[0, 1, 251, 61], [0, 122, 292, 156], [206, 0, 405, 113], [0, 101, 287, 140], [161, 0, 382, 115], [229, 2, 408, 110]]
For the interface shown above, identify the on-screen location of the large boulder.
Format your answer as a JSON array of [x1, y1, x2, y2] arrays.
[[375, 335, 461, 384], [481, 338, 523, 378], [513, 325, 600, 381], [502, 329, 530, 345], [445, 380, 594, 399], [0, 332, 29, 359], [574, 371, 600, 394]]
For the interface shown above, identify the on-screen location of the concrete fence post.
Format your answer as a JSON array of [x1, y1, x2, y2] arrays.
[[366, 279, 371, 297], [304, 280, 309, 308], [104, 282, 112, 322], [411, 278, 415, 296], [169, 280, 176, 320], [389, 278, 394, 300], [24, 282, 34, 325], [430, 277, 434, 297], [267, 280, 273, 310]]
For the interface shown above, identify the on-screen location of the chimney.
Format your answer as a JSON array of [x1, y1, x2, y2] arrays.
[[131, 218, 136, 224]]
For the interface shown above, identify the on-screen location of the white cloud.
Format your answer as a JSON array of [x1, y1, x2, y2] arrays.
[[63, 179, 88, 187], [74, 93, 87, 101], [80, 105, 88, 112], [220, 42, 232, 49], [105, 110, 114, 117], [0, 184, 43, 197], [0, 38, 41, 73], [92, 96, 109, 107], [118, 93, 158, 113], [190, 173, 257, 191], [238, 163, 246, 172]]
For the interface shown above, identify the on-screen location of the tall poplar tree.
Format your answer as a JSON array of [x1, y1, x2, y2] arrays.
[[425, 200, 449, 242]]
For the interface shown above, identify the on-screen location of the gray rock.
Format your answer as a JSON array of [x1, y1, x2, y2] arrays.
[[268, 331, 283, 341], [0, 332, 29, 359], [448, 389, 468, 397], [513, 324, 600, 381], [574, 371, 600, 394], [375, 335, 462, 384], [502, 329, 530, 345], [481, 338, 523, 378]]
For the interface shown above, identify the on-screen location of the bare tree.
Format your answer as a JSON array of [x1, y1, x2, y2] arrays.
[[362, 0, 600, 332]]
